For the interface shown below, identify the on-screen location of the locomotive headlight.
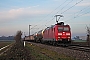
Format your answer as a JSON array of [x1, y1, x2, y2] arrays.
[[68, 39, 70, 41], [68, 37, 70, 38], [58, 37, 60, 38], [66, 33, 70, 35], [63, 32, 65, 33], [58, 33, 62, 35]]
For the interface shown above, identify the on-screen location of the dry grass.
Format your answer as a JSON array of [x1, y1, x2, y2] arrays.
[[26, 43, 76, 60], [0, 41, 13, 48], [0, 31, 33, 60]]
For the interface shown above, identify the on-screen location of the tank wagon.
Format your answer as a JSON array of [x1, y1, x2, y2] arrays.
[[34, 30, 44, 43], [24, 35, 34, 42]]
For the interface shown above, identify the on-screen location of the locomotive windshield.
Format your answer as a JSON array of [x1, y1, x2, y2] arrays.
[[58, 27, 69, 32], [58, 27, 63, 31], [64, 27, 69, 31]]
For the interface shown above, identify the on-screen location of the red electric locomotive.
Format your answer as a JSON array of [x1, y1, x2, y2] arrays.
[[42, 22, 71, 45]]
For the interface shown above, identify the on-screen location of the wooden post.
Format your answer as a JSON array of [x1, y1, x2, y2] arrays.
[[24, 41, 25, 47]]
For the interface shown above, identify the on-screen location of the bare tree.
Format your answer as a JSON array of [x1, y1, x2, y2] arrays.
[[14, 30, 22, 44], [86, 26, 90, 35]]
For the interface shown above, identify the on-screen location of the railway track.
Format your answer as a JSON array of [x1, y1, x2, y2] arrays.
[[57, 44, 90, 52], [0, 43, 14, 56], [27, 41, 90, 52], [66, 45, 90, 52], [0, 45, 10, 56]]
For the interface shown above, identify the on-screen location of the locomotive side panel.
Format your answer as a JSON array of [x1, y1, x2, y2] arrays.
[[43, 27, 55, 41]]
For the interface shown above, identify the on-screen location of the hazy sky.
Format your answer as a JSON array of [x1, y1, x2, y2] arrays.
[[0, 0, 90, 37]]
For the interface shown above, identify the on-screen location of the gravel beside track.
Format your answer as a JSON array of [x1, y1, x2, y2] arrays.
[[29, 42, 90, 60]]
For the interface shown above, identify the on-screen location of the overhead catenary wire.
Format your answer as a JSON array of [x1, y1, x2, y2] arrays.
[[30, 0, 68, 30], [31, 0, 90, 35], [74, 6, 90, 18], [75, 10, 90, 18], [64, 10, 90, 22], [57, 0, 85, 21], [45, 0, 83, 22], [64, 6, 90, 22], [61, 0, 83, 14], [35, 0, 84, 33], [41, 0, 83, 27], [57, 0, 74, 14], [38, 0, 75, 28]]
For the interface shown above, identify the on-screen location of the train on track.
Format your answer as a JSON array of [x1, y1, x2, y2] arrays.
[[24, 22, 71, 45]]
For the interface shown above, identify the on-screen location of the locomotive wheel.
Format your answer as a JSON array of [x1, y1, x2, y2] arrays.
[[53, 41, 58, 46], [41, 40, 44, 44]]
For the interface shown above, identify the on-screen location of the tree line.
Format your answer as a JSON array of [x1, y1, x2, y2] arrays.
[[0, 36, 14, 40]]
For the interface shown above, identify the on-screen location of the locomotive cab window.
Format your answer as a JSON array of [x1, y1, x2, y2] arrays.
[[64, 27, 69, 31], [58, 27, 63, 32], [58, 27, 69, 32]]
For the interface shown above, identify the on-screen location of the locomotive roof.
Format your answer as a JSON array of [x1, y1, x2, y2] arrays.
[[44, 22, 70, 31], [37, 29, 45, 34], [45, 24, 70, 30], [45, 25, 55, 30], [55, 22, 70, 26]]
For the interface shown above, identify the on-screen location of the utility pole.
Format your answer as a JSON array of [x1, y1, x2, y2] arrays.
[[29, 25, 31, 37], [55, 15, 63, 23]]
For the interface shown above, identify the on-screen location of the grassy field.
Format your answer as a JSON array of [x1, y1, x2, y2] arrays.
[[0, 41, 15, 55], [0, 42, 32, 60], [0, 41, 14, 48], [26, 43, 76, 60], [72, 40, 87, 42], [71, 40, 88, 46], [0, 41, 76, 60]]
